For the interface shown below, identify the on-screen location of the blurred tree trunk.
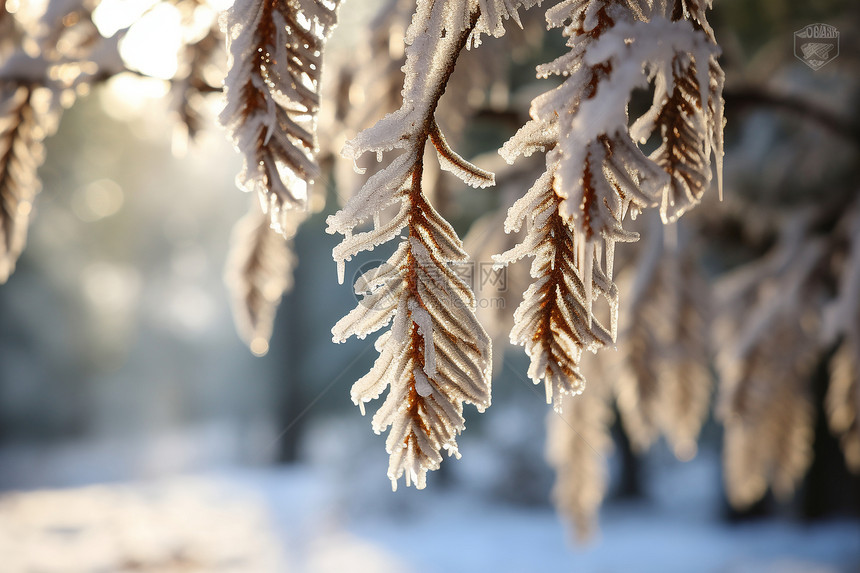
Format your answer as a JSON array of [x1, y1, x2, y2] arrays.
[[272, 251, 305, 464], [801, 353, 860, 519], [612, 411, 643, 499]]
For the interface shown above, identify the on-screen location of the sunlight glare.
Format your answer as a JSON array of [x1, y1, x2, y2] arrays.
[[118, 3, 182, 80], [100, 73, 169, 121], [72, 179, 125, 222], [92, 0, 158, 38]]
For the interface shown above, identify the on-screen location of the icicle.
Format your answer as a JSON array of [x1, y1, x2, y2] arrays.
[[414, 368, 433, 397], [352, 156, 367, 175], [715, 90, 725, 202], [581, 239, 594, 327], [609, 294, 619, 343], [605, 236, 616, 282]]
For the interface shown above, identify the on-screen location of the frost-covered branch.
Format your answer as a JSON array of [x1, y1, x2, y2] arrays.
[[224, 199, 298, 356], [171, 16, 225, 148], [0, 87, 56, 283], [218, 0, 339, 353], [823, 202, 860, 473], [220, 0, 340, 232], [615, 216, 711, 458], [715, 216, 825, 507], [0, 0, 111, 282], [633, 0, 725, 214], [546, 358, 614, 540], [494, 168, 616, 407], [327, 0, 536, 489], [496, 1, 722, 412]]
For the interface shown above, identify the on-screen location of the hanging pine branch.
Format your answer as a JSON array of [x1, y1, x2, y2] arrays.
[[494, 167, 616, 408], [824, 202, 860, 473], [220, 0, 340, 233], [632, 0, 725, 220], [615, 216, 711, 458], [171, 15, 224, 148], [0, 0, 124, 283], [716, 218, 824, 507], [828, 338, 860, 473], [0, 86, 46, 283], [224, 199, 298, 356], [546, 364, 614, 540], [327, 0, 537, 489], [496, 1, 721, 410], [219, 0, 339, 354]]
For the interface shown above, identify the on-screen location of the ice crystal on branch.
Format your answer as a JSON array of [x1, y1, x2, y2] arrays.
[[220, 0, 340, 233]]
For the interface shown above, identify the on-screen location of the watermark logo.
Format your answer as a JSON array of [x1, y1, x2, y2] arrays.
[[352, 260, 506, 309], [352, 259, 399, 308], [449, 262, 476, 289], [795, 23, 839, 70], [480, 263, 507, 292], [449, 262, 507, 308]]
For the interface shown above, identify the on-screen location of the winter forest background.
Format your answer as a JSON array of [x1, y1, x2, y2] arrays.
[[1, 0, 859, 571]]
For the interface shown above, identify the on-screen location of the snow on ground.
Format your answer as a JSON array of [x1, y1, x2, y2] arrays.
[[0, 462, 858, 572], [0, 419, 858, 573], [231, 465, 860, 573]]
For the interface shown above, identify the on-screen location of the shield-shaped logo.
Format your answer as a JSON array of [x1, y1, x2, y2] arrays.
[[795, 23, 839, 70]]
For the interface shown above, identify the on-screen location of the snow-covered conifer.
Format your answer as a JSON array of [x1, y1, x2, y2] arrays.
[[15, 0, 860, 538]]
